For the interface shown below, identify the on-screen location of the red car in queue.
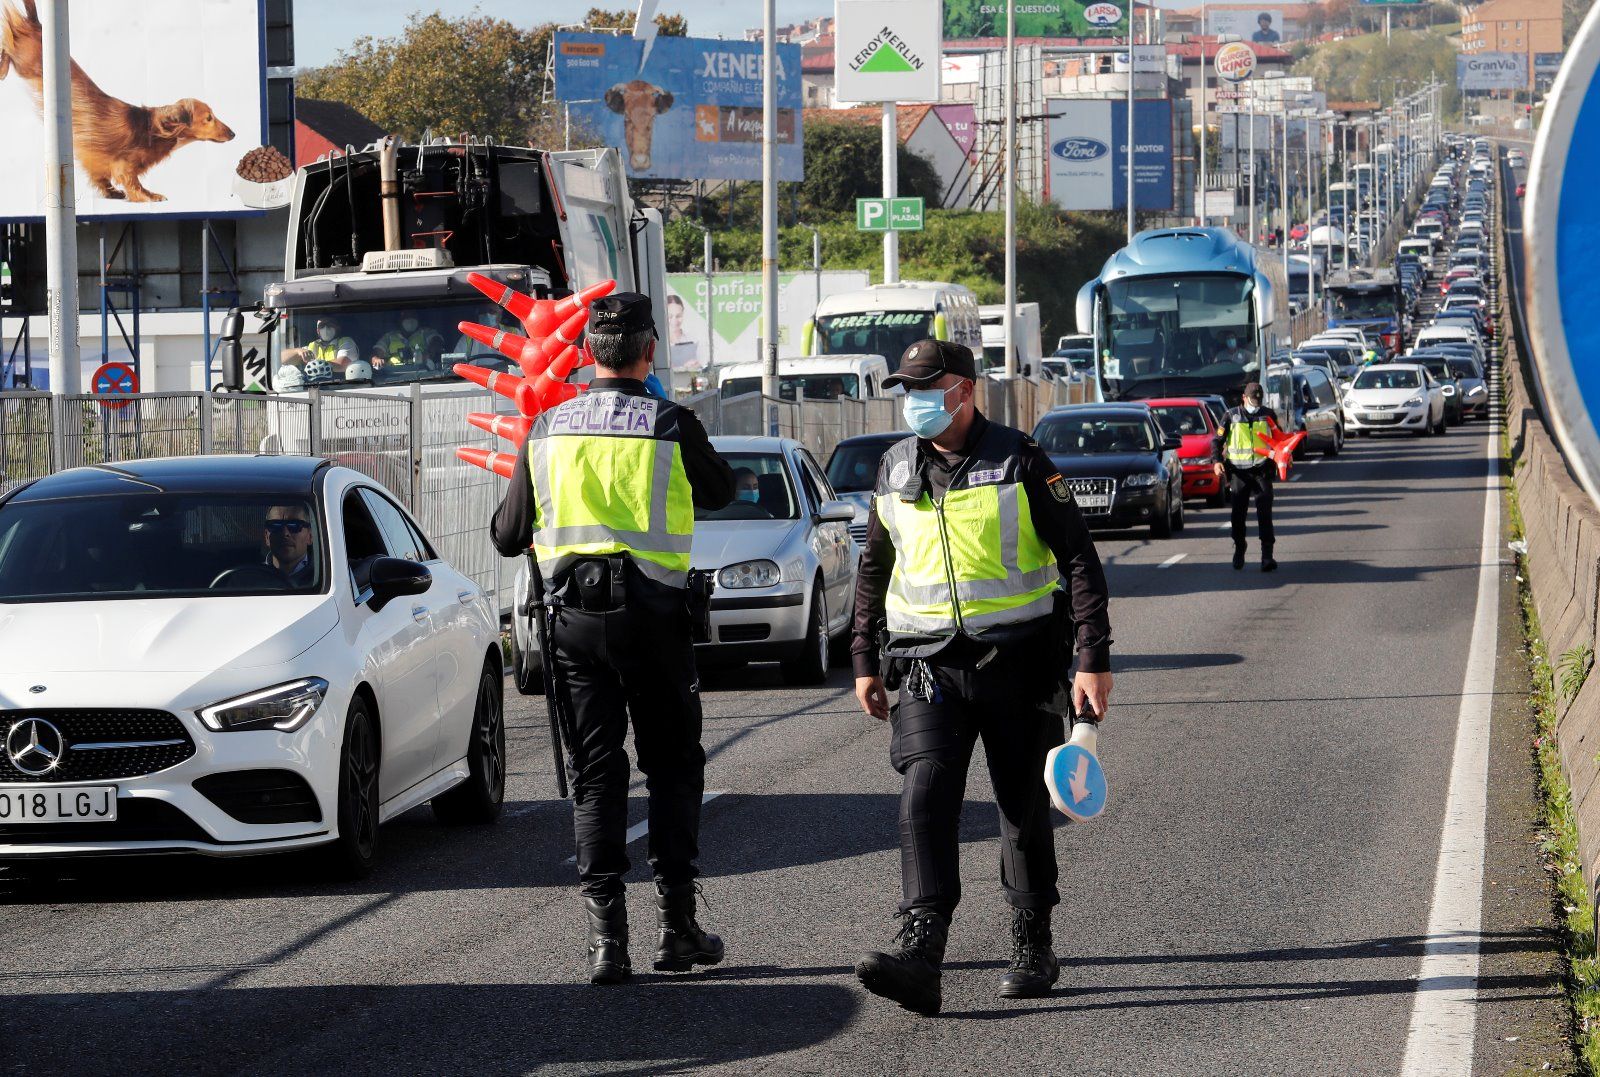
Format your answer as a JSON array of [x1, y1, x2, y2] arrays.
[[1144, 397, 1226, 506]]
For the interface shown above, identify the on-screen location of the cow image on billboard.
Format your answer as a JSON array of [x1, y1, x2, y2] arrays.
[[0, 0, 268, 219], [554, 32, 804, 182]]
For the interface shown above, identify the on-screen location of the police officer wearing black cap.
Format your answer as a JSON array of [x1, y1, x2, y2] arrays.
[[850, 338, 1114, 1015], [491, 292, 736, 985]]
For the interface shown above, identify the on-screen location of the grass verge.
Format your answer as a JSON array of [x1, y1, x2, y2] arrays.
[[1506, 452, 1600, 1071]]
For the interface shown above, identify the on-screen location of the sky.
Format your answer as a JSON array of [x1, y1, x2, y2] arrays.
[[293, 1, 834, 69]]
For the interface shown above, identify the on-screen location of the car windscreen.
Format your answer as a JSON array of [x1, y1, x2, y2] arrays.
[[1352, 369, 1421, 390], [720, 373, 861, 401], [278, 300, 520, 388], [0, 493, 324, 601], [1447, 359, 1483, 378], [1149, 405, 1209, 438], [1327, 289, 1397, 319], [1034, 415, 1156, 454], [1420, 361, 1453, 380], [814, 311, 933, 369], [827, 441, 895, 494], [698, 453, 800, 521]]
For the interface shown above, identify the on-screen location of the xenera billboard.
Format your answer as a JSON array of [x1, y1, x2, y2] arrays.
[[1045, 99, 1173, 211], [944, 0, 1130, 41], [552, 33, 803, 182], [0, 0, 269, 220], [1457, 52, 1529, 91]]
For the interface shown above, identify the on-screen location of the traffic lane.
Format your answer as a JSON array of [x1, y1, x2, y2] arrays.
[[983, 424, 1501, 1074], [0, 425, 1500, 1074]]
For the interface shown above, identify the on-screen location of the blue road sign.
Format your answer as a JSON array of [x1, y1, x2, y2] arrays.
[[1527, 1, 1600, 506], [1046, 741, 1108, 822]]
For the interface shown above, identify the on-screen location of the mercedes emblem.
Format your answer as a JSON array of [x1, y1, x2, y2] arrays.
[[6, 717, 64, 777], [27, 685, 45, 694]]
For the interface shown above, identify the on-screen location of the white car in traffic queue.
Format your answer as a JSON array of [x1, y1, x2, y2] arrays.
[[511, 435, 857, 688], [1342, 363, 1449, 436], [0, 456, 505, 876]]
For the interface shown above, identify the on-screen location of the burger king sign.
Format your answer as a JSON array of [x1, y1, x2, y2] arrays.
[[1214, 41, 1257, 83]]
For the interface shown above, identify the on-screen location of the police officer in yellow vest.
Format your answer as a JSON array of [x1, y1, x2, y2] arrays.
[[1213, 380, 1283, 571], [371, 311, 442, 370], [490, 293, 735, 985], [851, 339, 1113, 1015]]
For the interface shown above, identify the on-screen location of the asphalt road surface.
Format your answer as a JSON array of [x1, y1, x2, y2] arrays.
[[0, 161, 1570, 1075]]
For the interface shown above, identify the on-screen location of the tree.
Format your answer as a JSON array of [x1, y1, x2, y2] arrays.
[[583, 7, 689, 35], [297, 13, 556, 142], [799, 123, 944, 214]]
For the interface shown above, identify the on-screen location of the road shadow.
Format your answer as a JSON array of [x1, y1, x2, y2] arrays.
[[1113, 653, 1245, 673], [2, 980, 862, 1076], [0, 794, 1004, 905]]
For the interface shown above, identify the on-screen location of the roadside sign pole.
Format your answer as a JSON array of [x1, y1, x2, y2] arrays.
[[761, 0, 779, 424], [1280, 105, 1288, 289], [883, 102, 899, 284], [1198, 1, 1207, 226], [41, 0, 79, 403], [703, 228, 715, 372], [1126, 14, 1136, 241], [1003, 0, 1017, 387], [1249, 91, 1257, 243]]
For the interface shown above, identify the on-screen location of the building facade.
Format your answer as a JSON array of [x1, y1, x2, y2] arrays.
[[1461, 0, 1562, 90]]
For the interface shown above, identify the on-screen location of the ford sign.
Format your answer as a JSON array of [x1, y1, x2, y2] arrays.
[[1052, 137, 1110, 162], [1085, 3, 1124, 26]]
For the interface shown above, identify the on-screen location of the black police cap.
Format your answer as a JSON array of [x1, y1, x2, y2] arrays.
[[588, 292, 657, 336], [883, 338, 978, 389]]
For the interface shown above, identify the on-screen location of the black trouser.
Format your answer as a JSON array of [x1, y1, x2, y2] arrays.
[[889, 642, 1065, 920], [1229, 466, 1275, 552], [550, 597, 706, 899]]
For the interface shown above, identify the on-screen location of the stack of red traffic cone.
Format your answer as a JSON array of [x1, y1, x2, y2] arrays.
[[453, 273, 616, 478]]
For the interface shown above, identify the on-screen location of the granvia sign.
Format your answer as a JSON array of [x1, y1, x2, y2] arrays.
[[1052, 137, 1111, 161], [1456, 52, 1528, 90], [1214, 41, 1258, 83]]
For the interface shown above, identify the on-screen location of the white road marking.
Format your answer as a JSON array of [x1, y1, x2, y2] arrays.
[[1158, 553, 1186, 569], [565, 791, 725, 863], [1397, 408, 1501, 1075], [1289, 473, 1303, 482]]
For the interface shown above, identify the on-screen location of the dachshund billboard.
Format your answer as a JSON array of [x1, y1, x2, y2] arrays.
[[0, 0, 270, 218]]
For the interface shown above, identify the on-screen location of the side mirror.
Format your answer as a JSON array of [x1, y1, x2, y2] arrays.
[[816, 498, 856, 524], [1162, 436, 1182, 452], [367, 556, 432, 611], [219, 306, 245, 392]]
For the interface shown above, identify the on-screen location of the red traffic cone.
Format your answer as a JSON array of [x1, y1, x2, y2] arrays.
[[455, 446, 518, 479], [466, 412, 533, 445]]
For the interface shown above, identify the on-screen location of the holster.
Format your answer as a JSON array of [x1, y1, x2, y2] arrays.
[[687, 569, 715, 643], [570, 556, 628, 612]]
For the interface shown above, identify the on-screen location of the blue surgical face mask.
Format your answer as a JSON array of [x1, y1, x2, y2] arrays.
[[904, 386, 962, 439], [737, 488, 760, 504]]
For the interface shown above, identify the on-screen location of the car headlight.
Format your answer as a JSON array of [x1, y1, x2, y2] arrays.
[[1468, 384, 1487, 397], [1404, 395, 1424, 408], [198, 677, 329, 733], [1124, 472, 1159, 487], [719, 559, 781, 589]]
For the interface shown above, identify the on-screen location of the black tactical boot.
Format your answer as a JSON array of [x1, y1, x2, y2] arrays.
[[856, 909, 949, 1016], [1261, 548, 1278, 572], [997, 908, 1060, 999], [584, 894, 631, 985], [653, 882, 725, 972], [1233, 546, 1246, 570]]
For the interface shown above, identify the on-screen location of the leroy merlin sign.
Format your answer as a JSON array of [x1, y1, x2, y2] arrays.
[[835, 0, 943, 103]]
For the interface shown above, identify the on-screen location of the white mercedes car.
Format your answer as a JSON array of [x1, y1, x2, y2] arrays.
[[0, 456, 505, 876]]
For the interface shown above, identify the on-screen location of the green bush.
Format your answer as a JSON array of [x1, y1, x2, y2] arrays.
[[664, 204, 1125, 349]]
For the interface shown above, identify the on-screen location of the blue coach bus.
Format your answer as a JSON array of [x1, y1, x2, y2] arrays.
[[1323, 268, 1405, 354], [1075, 228, 1292, 407]]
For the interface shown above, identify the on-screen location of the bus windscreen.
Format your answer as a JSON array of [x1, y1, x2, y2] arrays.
[[1100, 274, 1255, 400]]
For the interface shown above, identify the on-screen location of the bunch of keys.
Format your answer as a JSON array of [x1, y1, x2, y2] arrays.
[[904, 660, 942, 704]]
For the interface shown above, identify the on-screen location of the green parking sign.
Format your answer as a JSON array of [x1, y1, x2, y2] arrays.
[[856, 197, 924, 232]]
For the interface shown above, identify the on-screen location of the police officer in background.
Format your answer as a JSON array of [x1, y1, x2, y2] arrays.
[[1213, 380, 1283, 572], [851, 339, 1114, 1016], [491, 293, 736, 985]]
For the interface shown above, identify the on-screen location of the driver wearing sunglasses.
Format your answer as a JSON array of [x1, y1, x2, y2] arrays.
[[263, 505, 315, 587]]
